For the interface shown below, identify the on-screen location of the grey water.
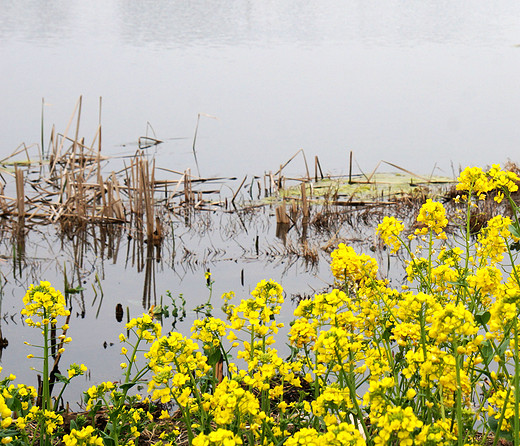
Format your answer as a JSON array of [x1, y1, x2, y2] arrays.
[[2, 1, 520, 178], [1, 0, 520, 405]]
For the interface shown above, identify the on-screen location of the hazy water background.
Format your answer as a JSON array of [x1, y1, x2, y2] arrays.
[[1, 1, 520, 178], [1, 0, 520, 405]]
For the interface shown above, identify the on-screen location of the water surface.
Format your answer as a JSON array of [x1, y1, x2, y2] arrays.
[[1, 1, 520, 178], [1, 0, 520, 404]]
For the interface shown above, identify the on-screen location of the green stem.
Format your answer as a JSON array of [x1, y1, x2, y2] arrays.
[[174, 394, 195, 442], [419, 303, 430, 420], [491, 385, 513, 446], [345, 370, 370, 443], [42, 323, 50, 410], [41, 321, 51, 446], [454, 343, 464, 446], [124, 333, 141, 385], [53, 381, 69, 412], [514, 317, 519, 446], [464, 189, 473, 271], [397, 234, 432, 293], [427, 229, 433, 285]]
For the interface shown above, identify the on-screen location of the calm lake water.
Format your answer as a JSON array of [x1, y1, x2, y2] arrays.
[[2, 1, 520, 177], [1, 0, 520, 404]]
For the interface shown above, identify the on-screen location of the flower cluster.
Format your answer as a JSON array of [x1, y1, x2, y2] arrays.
[[146, 332, 210, 406], [330, 243, 378, 287], [456, 163, 520, 202], [191, 316, 227, 350], [376, 216, 405, 253], [6, 162, 520, 446], [21, 280, 70, 327], [126, 313, 162, 342], [204, 377, 261, 427], [192, 428, 243, 446], [373, 405, 425, 446], [63, 426, 104, 446], [414, 198, 448, 239]]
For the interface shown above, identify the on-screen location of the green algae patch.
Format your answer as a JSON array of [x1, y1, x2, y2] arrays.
[[266, 172, 456, 205]]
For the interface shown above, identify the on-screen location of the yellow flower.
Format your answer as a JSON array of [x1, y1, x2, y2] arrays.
[[377, 216, 405, 253], [414, 199, 448, 238], [192, 428, 243, 446], [476, 215, 515, 265], [330, 243, 378, 287], [191, 317, 227, 350], [374, 405, 423, 446], [488, 163, 519, 195], [21, 281, 70, 321], [126, 314, 161, 342], [63, 426, 103, 446], [67, 363, 87, 379], [406, 388, 417, 399], [456, 166, 494, 197]]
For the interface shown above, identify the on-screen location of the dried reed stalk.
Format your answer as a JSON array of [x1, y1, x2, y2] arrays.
[[50, 97, 81, 175], [110, 172, 125, 221], [301, 183, 309, 225], [15, 166, 25, 218], [276, 202, 290, 225], [0, 183, 8, 214], [231, 175, 247, 205], [274, 148, 310, 180], [184, 168, 193, 205]]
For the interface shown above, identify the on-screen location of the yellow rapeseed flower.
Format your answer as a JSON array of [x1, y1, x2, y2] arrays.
[[414, 199, 448, 239], [377, 216, 405, 253]]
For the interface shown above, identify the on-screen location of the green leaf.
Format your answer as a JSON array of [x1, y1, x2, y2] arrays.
[[510, 223, 520, 239], [488, 415, 498, 432], [488, 415, 514, 442], [53, 373, 70, 383], [208, 348, 223, 366], [6, 397, 21, 413], [382, 324, 394, 342], [499, 340, 509, 356], [87, 399, 103, 417], [66, 286, 85, 294], [70, 418, 79, 431], [511, 241, 520, 252], [152, 305, 169, 317], [100, 429, 116, 446], [120, 382, 137, 392], [475, 311, 491, 326], [480, 340, 494, 365], [0, 428, 19, 438]]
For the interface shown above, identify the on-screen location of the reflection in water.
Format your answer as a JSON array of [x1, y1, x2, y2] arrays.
[[0, 1, 72, 45], [275, 222, 290, 245], [1, 0, 518, 49], [115, 303, 123, 323], [1, 218, 167, 340], [142, 241, 160, 311], [0, 327, 7, 362], [12, 221, 26, 280]]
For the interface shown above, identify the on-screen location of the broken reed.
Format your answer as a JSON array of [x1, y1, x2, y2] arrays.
[[0, 98, 222, 243], [0, 98, 458, 262]]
